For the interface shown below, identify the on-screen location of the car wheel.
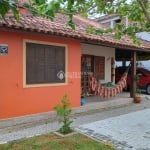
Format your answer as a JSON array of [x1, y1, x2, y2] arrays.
[[146, 84, 150, 95]]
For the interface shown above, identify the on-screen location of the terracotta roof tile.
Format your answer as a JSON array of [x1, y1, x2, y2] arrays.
[[0, 14, 150, 51], [54, 13, 104, 32]]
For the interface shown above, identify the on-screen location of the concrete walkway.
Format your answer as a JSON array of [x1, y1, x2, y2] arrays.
[[76, 108, 150, 150], [0, 94, 150, 147]]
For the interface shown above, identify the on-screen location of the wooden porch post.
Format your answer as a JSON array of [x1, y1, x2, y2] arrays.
[[130, 51, 137, 98]]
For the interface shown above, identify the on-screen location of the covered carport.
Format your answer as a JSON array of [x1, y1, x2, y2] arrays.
[[116, 47, 150, 97]]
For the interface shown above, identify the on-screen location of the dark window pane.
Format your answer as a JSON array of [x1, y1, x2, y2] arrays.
[[26, 42, 65, 84]]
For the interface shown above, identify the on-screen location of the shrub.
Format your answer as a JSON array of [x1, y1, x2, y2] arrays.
[[54, 94, 73, 134]]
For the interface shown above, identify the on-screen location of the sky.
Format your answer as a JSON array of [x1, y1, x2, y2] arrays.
[[141, 61, 150, 70], [116, 60, 150, 70]]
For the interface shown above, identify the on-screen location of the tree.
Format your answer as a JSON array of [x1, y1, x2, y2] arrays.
[[0, 0, 19, 20], [0, 0, 150, 41]]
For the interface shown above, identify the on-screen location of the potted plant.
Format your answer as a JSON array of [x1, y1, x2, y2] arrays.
[[134, 74, 142, 103], [134, 86, 142, 103], [81, 92, 86, 106]]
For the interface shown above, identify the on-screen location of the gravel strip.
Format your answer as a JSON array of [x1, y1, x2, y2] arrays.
[[0, 122, 59, 144]]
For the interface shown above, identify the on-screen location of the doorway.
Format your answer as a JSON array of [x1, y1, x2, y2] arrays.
[[81, 54, 105, 95]]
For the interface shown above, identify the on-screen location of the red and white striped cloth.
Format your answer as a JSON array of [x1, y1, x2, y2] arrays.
[[88, 73, 128, 98]]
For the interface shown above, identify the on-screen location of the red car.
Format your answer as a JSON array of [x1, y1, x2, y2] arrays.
[[115, 66, 150, 95]]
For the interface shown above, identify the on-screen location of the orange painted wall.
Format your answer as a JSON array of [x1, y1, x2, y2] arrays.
[[0, 30, 81, 119]]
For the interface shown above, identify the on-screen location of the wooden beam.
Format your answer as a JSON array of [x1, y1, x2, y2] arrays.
[[130, 51, 137, 97]]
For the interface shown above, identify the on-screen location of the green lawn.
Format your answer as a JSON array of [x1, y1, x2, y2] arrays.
[[0, 133, 116, 150]]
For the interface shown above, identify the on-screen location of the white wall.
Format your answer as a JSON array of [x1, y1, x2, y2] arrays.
[[81, 43, 115, 83]]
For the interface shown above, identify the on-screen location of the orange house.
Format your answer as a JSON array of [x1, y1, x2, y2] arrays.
[[0, 11, 150, 119], [0, 29, 82, 119]]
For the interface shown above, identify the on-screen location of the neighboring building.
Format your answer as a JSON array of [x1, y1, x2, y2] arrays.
[[95, 14, 150, 67], [95, 14, 150, 42], [95, 14, 128, 29], [0, 7, 150, 119], [136, 32, 150, 42]]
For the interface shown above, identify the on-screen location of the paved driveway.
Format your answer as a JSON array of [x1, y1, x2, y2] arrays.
[[76, 109, 150, 150]]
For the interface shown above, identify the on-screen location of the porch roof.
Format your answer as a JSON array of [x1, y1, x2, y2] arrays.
[[0, 14, 150, 52]]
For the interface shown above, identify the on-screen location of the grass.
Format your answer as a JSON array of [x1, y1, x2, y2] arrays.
[[0, 133, 116, 150]]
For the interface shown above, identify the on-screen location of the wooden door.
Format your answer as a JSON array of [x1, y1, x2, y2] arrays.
[[94, 56, 105, 80], [81, 55, 93, 95]]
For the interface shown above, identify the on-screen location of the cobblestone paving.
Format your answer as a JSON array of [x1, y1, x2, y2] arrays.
[[76, 108, 150, 150]]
